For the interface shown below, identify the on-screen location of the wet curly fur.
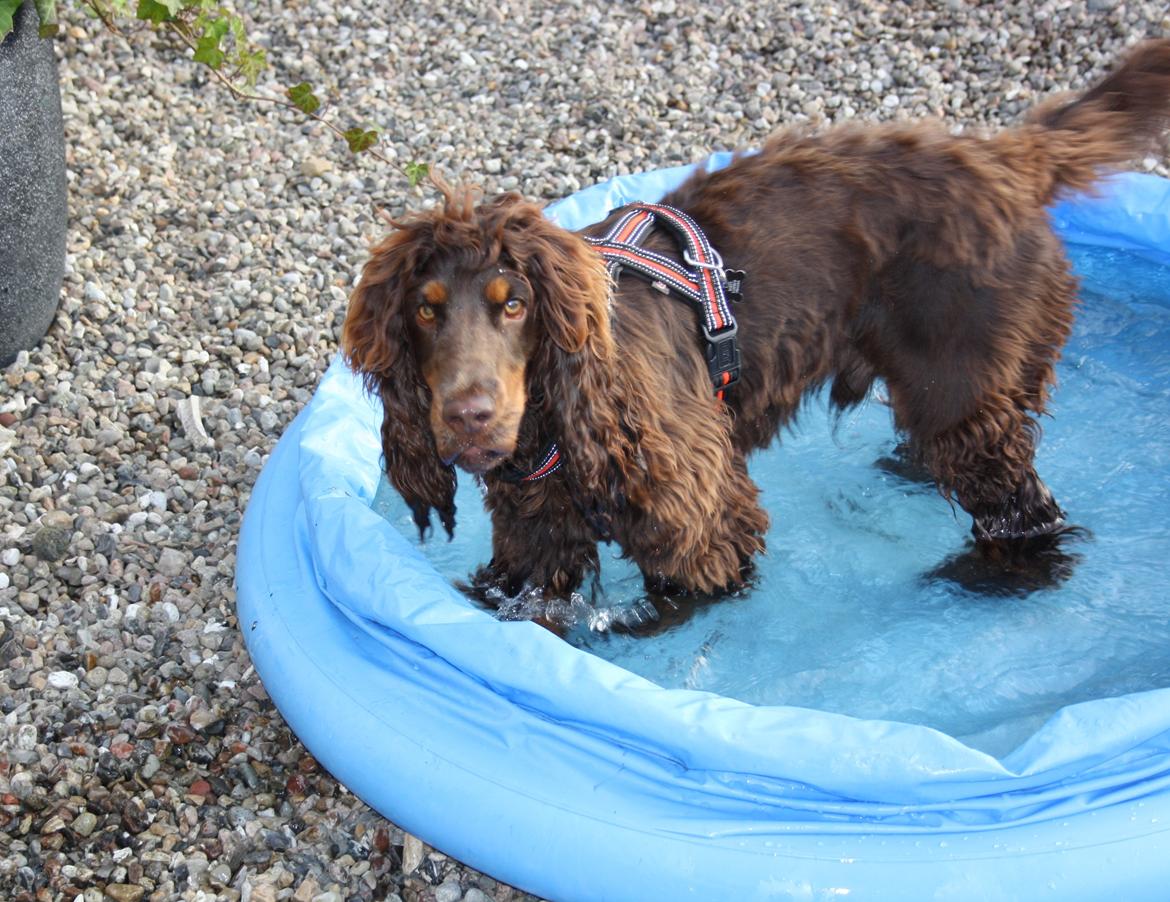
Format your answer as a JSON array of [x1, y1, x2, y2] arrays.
[[343, 41, 1170, 600]]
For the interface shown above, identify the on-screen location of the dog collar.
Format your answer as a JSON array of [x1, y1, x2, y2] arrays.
[[500, 443, 562, 484]]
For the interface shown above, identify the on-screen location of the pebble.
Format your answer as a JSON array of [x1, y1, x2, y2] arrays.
[[2, 3, 1164, 902], [30, 525, 72, 561], [209, 861, 233, 887], [71, 811, 98, 837], [435, 881, 463, 902], [401, 833, 425, 874], [84, 666, 109, 688], [157, 547, 187, 578], [47, 670, 80, 689]]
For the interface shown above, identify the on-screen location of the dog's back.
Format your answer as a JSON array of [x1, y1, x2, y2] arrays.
[[663, 40, 1170, 549]]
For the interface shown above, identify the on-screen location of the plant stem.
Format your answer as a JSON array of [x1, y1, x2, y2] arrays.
[[161, 21, 411, 179], [78, 0, 418, 186]]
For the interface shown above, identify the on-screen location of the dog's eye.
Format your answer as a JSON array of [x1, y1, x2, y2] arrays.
[[503, 298, 525, 318], [417, 304, 437, 325]]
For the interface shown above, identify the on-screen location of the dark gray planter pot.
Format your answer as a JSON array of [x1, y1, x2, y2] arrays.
[[0, 2, 67, 367]]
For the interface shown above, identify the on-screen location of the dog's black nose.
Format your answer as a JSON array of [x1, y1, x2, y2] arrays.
[[443, 393, 495, 435]]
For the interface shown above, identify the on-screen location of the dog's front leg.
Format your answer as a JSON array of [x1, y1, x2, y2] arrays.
[[472, 482, 600, 600]]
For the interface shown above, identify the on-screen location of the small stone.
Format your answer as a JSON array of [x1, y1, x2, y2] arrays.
[[122, 798, 149, 834], [208, 861, 232, 887], [110, 741, 135, 760], [104, 884, 145, 902], [401, 833, 424, 874], [47, 670, 79, 690], [71, 811, 98, 837], [141, 754, 161, 780], [30, 525, 71, 561], [434, 881, 462, 902], [263, 829, 291, 851], [1, 547, 20, 566], [41, 510, 74, 529], [188, 706, 218, 731], [84, 666, 109, 689], [157, 547, 187, 578], [84, 281, 107, 302], [41, 813, 67, 833], [166, 723, 197, 745], [10, 771, 35, 800], [292, 877, 320, 902], [300, 157, 333, 178], [249, 884, 278, 902]]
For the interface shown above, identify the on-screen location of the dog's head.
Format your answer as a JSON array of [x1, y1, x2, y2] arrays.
[[342, 188, 622, 537]]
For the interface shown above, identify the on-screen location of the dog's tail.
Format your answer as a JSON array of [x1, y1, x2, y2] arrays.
[[1013, 39, 1170, 204]]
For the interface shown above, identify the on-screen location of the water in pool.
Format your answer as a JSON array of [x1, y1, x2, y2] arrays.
[[373, 245, 1170, 758]]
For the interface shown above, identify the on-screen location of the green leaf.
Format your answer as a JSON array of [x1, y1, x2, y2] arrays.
[[235, 48, 267, 86], [136, 0, 181, 24], [343, 128, 379, 154], [405, 161, 430, 187], [33, 0, 57, 37], [0, 0, 22, 40], [190, 16, 229, 68], [287, 82, 321, 115], [228, 13, 246, 46]]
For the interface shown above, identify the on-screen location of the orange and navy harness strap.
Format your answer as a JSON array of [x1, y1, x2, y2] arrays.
[[504, 203, 744, 484]]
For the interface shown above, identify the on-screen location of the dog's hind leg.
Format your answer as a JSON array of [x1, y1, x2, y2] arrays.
[[863, 238, 1076, 546], [915, 399, 1067, 542]]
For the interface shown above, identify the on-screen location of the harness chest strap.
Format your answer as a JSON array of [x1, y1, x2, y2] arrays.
[[504, 203, 743, 484]]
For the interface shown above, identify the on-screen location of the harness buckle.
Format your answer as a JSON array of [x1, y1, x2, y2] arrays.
[[702, 323, 741, 390]]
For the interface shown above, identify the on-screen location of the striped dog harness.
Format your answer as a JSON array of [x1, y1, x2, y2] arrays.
[[504, 203, 744, 484], [587, 202, 744, 395]]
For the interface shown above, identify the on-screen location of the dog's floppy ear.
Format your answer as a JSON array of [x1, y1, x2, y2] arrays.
[[493, 198, 643, 504], [341, 225, 456, 539]]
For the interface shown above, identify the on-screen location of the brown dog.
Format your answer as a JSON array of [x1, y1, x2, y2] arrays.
[[343, 41, 1170, 601]]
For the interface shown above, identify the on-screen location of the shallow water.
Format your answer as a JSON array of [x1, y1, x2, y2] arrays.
[[373, 246, 1170, 757]]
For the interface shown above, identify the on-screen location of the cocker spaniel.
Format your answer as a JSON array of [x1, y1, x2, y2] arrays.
[[343, 41, 1170, 603]]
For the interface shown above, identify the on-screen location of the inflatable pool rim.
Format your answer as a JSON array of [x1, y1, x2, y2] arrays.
[[237, 162, 1170, 901]]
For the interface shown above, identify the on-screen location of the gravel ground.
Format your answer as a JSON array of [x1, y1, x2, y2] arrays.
[[2, 1, 1168, 900]]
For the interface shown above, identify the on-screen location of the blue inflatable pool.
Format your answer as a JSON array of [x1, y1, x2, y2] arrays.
[[237, 162, 1170, 901]]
